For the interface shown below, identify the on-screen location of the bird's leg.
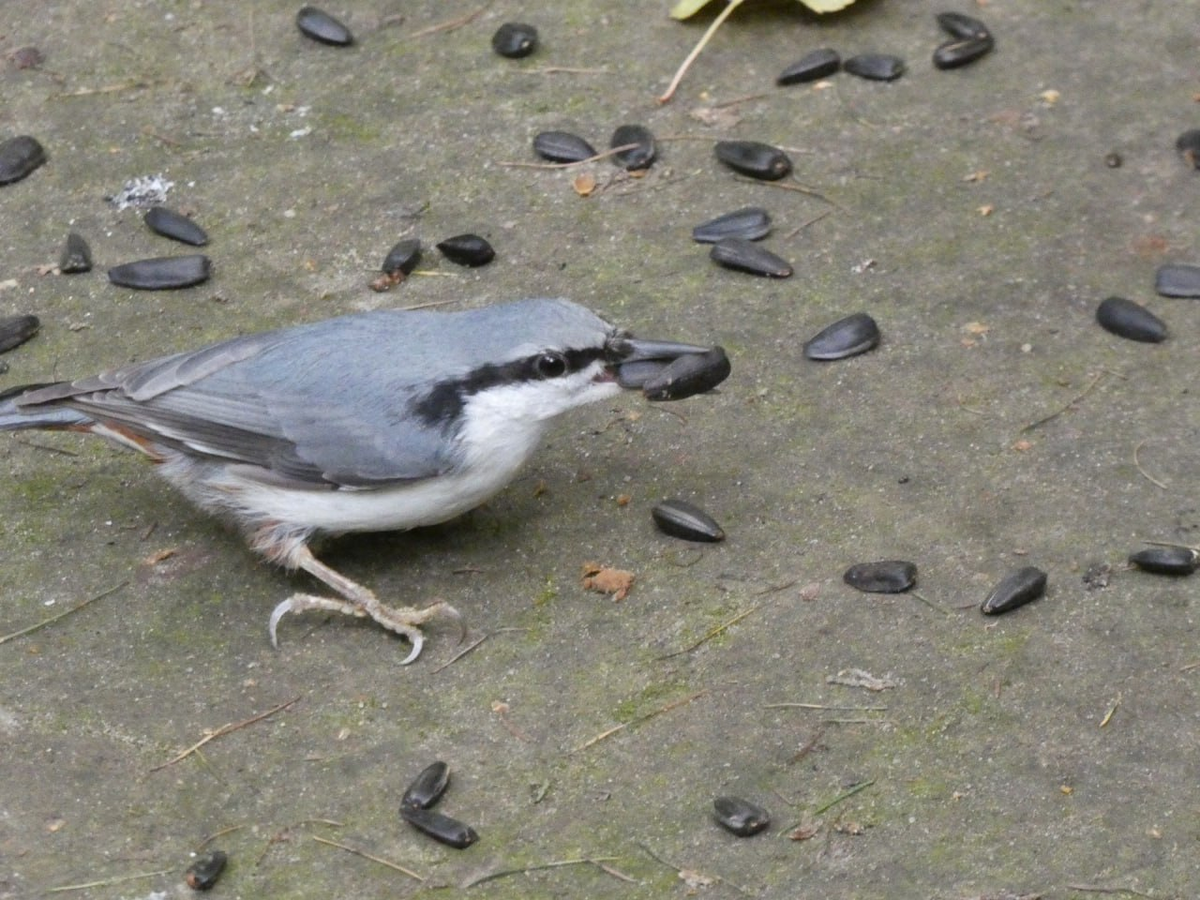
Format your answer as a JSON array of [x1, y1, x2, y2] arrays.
[[269, 544, 464, 664]]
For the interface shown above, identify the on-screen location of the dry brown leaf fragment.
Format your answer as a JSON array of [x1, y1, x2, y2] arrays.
[[142, 547, 178, 566], [787, 823, 820, 841], [826, 668, 900, 691], [688, 105, 742, 129], [581, 562, 635, 601], [572, 172, 596, 196], [678, 868, 717, 889]]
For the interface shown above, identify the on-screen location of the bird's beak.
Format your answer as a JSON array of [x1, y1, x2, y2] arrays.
[[605, 336, 732, 401]]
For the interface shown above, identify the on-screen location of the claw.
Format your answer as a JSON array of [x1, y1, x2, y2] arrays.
[[397, 630, 424, 666], [268, 597, 294, 648], [432, 599, 467, 645]]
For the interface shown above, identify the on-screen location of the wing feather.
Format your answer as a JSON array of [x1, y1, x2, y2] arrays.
[[20, 314, 461, 487]]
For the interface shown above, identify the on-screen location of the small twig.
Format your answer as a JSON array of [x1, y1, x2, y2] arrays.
[[593, 860, 639, 883], [712, 91, 772, 108], [1132, 439, 1168, 489], [1065, 884, 1154, 898], [255, 819, 342, 865], [511, 66, 609, 75], [54, 79, 158, 98], [432, 632, 490, 672], [783, 209, 833, 239], [1020, 369, 1120, 433], [150, 696, 301, 772], [142, 127, 182, 148], [658, 0, 746, 104], [765, 703, 888, 711], [812, 779, 875, 816], [956, 395, 988, 416], [46, 870, 171, 894], [1099, 692, 1121, 728], [195, 823, 248, 850], [636, 842, 751, 895], [463, 856, 622, 887], [732, 174, 846, 211], [498, 143, 641, 170], [312, 835, 425, 881], [1181, 659, 1200, 672], [409, 2, 492, 38], [572, 690, 707, 753], [659, 580, 795, 660], [790, 726, 824, 764], [657, 602, 762, 660], [909, 590, 951, 616], [0, 581, 127, 646]]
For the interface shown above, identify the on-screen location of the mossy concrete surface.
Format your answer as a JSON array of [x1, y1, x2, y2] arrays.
[[2, 1, 1198, 897]]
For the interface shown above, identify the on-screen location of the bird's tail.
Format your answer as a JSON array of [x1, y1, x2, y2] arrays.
[[0, 383, 92, 431]]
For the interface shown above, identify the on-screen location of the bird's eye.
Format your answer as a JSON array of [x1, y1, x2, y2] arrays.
[[534, 352, 568, 379]]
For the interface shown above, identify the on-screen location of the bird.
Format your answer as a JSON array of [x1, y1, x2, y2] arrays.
[[0, 298, 726, 663]]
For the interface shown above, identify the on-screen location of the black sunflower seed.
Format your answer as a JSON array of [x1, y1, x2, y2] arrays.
[[437, 233, 494, 267], [642, 347, 731, 401], [1095, 297, 1167, 343], [713, 797, 770, 837], [144, 207, 209, 246], [400, 806, 479, 849], [184, 849, 227, 891], [710, 238, 792, 277], [777, 48, 841, 85], [296, 6, 353, 46], [0, 315, 40, 353], [844, 54, 905, 82], [652, 499, 726, 542], [843, 560, 917, 593], [936, 11, 991, 40], [382, 238, 421, 276], [713, 140, 792, 181], [59, 232, 93, 274], [804, 312, 880, 360], [533, 130, 597, 163], [492, 22, 538, 58], [933, 35, 994, 70], [1154, 263, 1200, 298], [0, 135, 47, 185], [1176, 129, 1200, 169], [401, 761, 451, 811], [692, 207, 771, 243], [980, 566, 1046, 615], [107, 255, 211, 290], [610, 124, 656, 170], [1128, 546, 1198, 576]]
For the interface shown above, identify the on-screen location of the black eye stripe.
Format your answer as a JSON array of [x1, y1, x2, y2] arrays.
[[411, 347, 608, 425]]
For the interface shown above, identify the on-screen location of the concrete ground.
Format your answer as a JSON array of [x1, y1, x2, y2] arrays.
[[1, 1, 1198, 897]]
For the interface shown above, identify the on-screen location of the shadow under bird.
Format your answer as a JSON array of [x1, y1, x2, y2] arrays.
[[0, 298, 728, 662]]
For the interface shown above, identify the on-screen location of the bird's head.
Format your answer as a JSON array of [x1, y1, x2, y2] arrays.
[[427, 299, 728, 427]]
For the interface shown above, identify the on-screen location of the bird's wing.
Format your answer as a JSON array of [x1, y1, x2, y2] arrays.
[[20, 318, 460, 487]]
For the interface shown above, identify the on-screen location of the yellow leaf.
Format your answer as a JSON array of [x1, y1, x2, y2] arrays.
[[671, 0, 857, 19], [799, 0, 857, 10]]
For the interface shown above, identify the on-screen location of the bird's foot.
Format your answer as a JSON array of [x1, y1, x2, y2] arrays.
[[269, 593, 464, 664]]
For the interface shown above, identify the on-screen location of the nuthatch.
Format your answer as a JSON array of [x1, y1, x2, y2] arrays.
[[0, 299, 728, 662]]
